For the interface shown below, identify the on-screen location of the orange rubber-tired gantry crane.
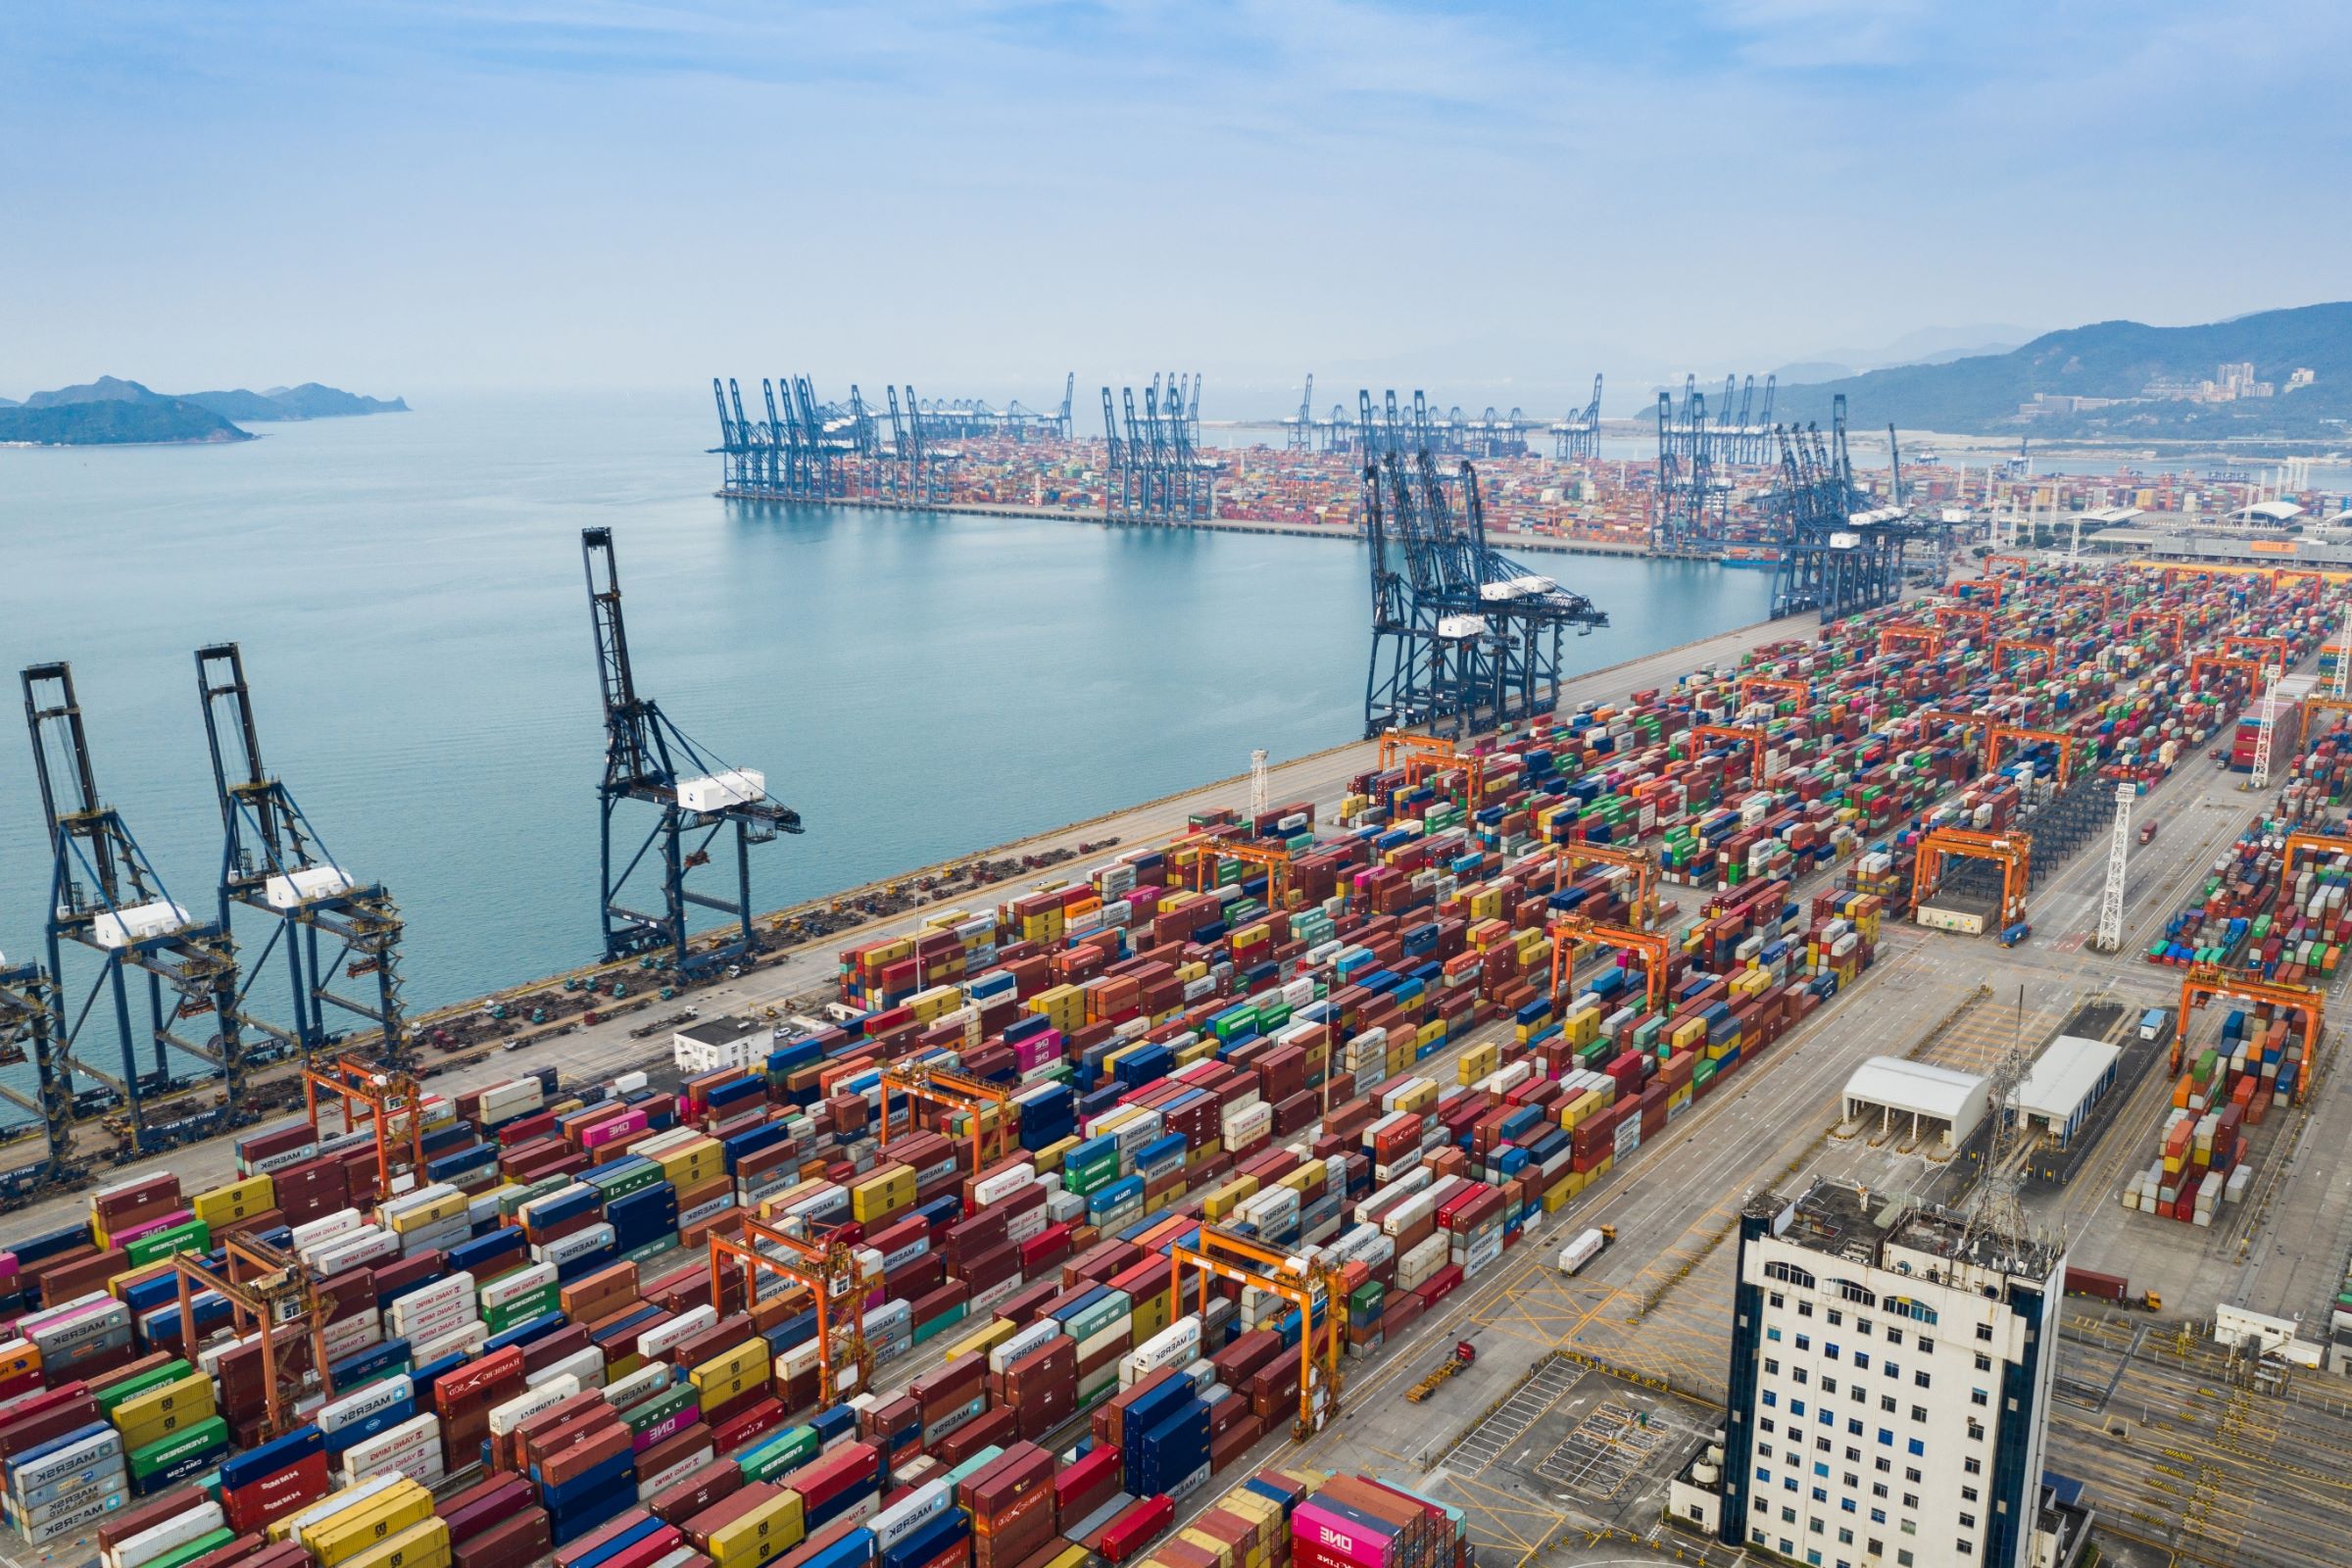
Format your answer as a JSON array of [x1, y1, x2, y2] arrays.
[[1911, 826, 2032, 932], [1170, 1227, 1346, 1438]]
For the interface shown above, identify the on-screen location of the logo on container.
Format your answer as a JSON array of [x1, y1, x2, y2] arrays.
[[1319, 1528, 1354, 1553]]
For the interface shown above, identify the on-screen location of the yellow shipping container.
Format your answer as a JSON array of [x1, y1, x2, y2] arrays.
[[342, 1519, 452, 1568], [940, 1318, 1016, 1365], [190, 1174, 274, 1229], [308, 1485, 436, 1567], [708, 1490, 805, 1568], [1415, 1019, 1446, 1050], [387, 1191, 466, 1233], [1564, 1008, 1599, 1049], [1202, 1177, 1258, 1221], [1030, 1135, 1079, 1175], [112, 1373, 216, 1450], [1175, 1038, 1219, 1067]]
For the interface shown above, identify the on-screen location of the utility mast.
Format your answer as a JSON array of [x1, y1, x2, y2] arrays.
[[2094, 782, 2134, 954], [2251, 665, 2283, 791], [1962, 987, 2038, 1254], [1250, 749, 1269, 821]]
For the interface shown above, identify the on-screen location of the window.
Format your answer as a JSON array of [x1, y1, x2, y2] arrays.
[[1768, 1326, 1784, 1341], [1884, 1362, 1899, 1379], [1785, 1477, 1799, 1494], [1752, 1528, 1768, 1545], [1781, 1508, 1795, 1524], [1975, 1323, 1993, 1343], [1877, 1429, 1893, 1446], [1814, 1462, 1830, 1478], [1957, 1544, 1973, 1557], [1886, 1298, 1936, 1325], [1887, 1328, 1904, 1347], [1838, 1498, 1856, 1514], [1811, 1487, 1828, 1502], [1791, 1399, 1806, 1417], [1765, 1262, 1816, 1289], [1763, 1417, 1778, 1434], [1906, 1439, 1925, 1456], [1762, 1392, 1779, 1408], [1974, 1352, 1992, 1372], [1872, 1483, 1888, 1498], [1799, 1301, 1815, 1318], [1760, 1443, 1776, 1459], [1823, 1377, 1838, 1395], [1828, 1309, 1843, 1326], [1795, 1368, 1810, 1385], [1854, 1352, 1871, 1370], [1816, 1437, 1832, 1453], [1770, 1292, 1786, 1309], [1870, 1508, 1886, 1525], [1903, 1468, 1921, 1484], [1846, 1420, 1863, 1437], [1970, 1389, 1988, 1406], [1910, 1405, 1927, 1422], [1754, 1466, 1772, 1483], [1959, 1513, 1977, 1529], [1962, 1487, 1979, 1503], [1967, 1421, 1985, 1443], [1857, 1318, 1873, 1336], [1797, 1335, 1813, 1351], [1766, 1357, 1781, 1374], [1914, 1370, 1932, 1389], [1919, 1339, 1935, 1355], [1842, 1471, 1858, 1487], [1964, 1458, 1984, 1476], [1880, 1396, 1896, 1413], [1826, 1345, 1841, 1362], [1896, 1552, 1912, 1567], [1819, 1408, 1836, 1428], [1838, 1529, 1854, 1545]]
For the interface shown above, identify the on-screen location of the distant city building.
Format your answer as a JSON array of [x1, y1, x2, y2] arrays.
[[2287, 368, 2318, 391], [1708, 1178, 2066, 1568]]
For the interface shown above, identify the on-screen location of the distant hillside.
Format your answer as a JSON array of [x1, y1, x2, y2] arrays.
[[189, 383, 410, 419], [0, 399, 252, 446], [4, 376, 408, 444], [1776, 302, 2352, 437]]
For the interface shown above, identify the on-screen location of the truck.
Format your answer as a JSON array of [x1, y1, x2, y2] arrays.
[[2138, 1006, 2174, 1044], [2064, 1266, 2160, 1311], [2138, 818, 2161, 845], [1558, 1226, 1614, 1276]]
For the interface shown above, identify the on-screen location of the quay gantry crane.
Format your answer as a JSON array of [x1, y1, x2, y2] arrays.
[[1361, 426, 1606, 738], [1735, 675, 1808, 712], [1769, 396, 1936, 620], [709, 1215, 873, 1403], [1547, 914, 1673, 1015], [22, 662, 248, 1153], [1654, 382, 1726, 553], [583, 527, 803, 981], [197, 645, 409, 1069], [1911, 826, 2032, 933], [0, 961, 74, 1184], [878, 1065, 1013, 1179], [1551, 375, 1602, 461], [303, 1054, 424, 1200], [1690, 723, 1770, 784], [2175, 963, 2323, 1102], [1169, 1227, 1345, 1438]]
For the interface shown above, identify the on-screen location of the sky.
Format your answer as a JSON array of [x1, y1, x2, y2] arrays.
[[5, 1, 2348, 414]]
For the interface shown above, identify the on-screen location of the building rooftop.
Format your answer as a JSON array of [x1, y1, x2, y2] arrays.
[[1843, 1056, 1987, 1122], [2011, 1034, 2121, 1121], [677, 1015, 762, 1045], [1746, 1176, 2063, 1282]]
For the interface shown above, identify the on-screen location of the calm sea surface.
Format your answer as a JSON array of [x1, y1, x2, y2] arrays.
[[0, 391, 1769, 1042]]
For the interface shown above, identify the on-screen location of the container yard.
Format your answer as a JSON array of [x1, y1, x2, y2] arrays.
[[7, 542, 2352, 1568]]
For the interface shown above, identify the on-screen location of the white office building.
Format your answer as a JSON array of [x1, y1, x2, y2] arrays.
[[1714, 1179, 2064, 1568]]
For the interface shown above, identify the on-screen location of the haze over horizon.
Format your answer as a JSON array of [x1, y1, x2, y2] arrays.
[[7, 1, 2346, 410]]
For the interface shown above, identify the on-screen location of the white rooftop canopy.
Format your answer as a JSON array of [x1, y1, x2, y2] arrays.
[[2010, 1034, 2122, 1123]]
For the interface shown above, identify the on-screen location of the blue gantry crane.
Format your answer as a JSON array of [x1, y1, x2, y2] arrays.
[[0, 958, 73, 1188], [1653, 380, 1728, 552], [197, 643, 409, 1070], [582, 527, 802, 979], [1102, 378, 1214, 522], [1361, 411, 1608, 737], [21, 662, 248, 1153], [1767, 394, 1936, 621], [1552, 374, 1604, 460]]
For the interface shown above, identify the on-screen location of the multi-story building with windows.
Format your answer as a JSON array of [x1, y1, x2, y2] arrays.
[[1713, 1179, 2063, 1568]]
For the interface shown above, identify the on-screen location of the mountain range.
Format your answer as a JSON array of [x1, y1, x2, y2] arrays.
[[1774, 303, 2352, 439], [0, 376, 408, 446]]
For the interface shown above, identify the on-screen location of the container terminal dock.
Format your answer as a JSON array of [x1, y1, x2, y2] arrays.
[[9, 537, 2352, 1568]]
